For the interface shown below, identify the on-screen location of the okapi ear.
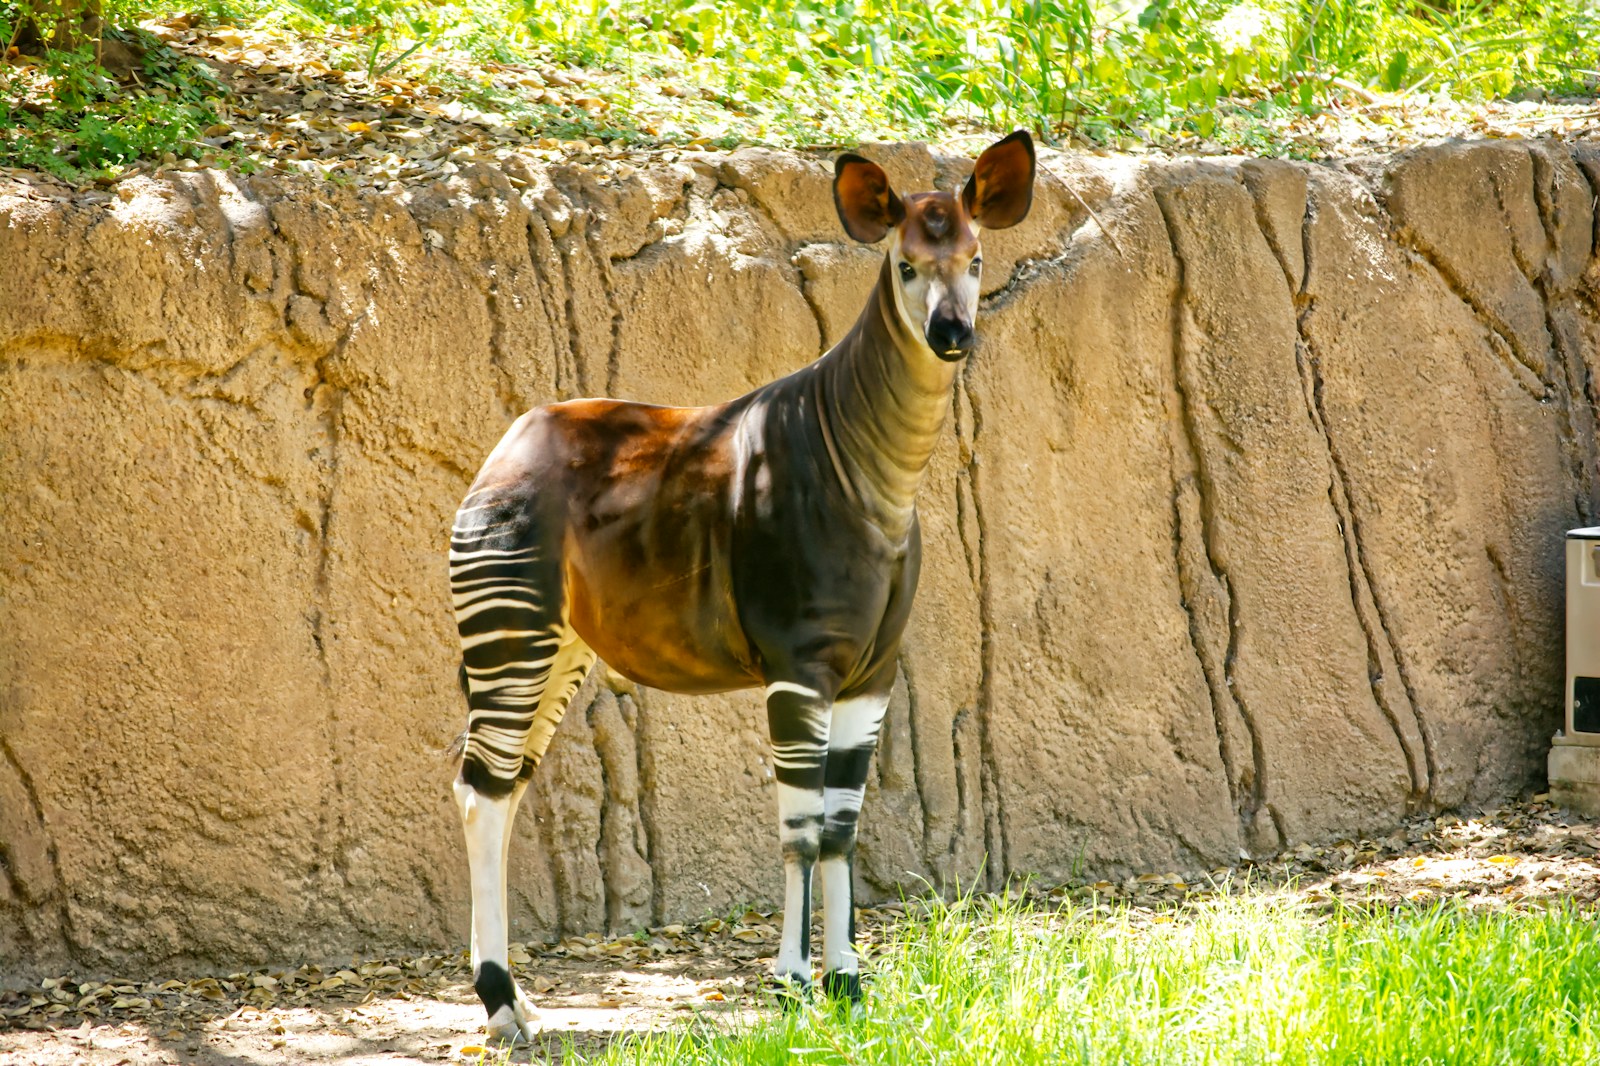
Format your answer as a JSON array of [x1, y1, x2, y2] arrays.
[[962, 130, 1036, 230], [833, 154, 905, 244]]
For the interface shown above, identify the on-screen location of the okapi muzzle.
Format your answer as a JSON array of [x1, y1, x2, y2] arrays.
[[834, 129, 1037, 362], [924, 300, 976, 363]]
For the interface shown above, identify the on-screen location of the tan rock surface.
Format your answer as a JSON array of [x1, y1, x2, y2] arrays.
[[2, 140, 1595, 980]]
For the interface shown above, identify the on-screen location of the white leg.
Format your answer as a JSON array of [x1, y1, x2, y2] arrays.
[[499, 781, 541, 1029], [819, 856, 858, 975], [819, 694, 888, 999], [766, 681, 832, 991], [455, 779, 537, 1044], [775, 783, 824, 982]]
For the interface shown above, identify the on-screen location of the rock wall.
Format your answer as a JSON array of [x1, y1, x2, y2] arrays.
[[3, 138, 1598, 980]]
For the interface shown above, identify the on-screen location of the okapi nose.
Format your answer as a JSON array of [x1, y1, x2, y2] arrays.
[[926, 316, 975, 362]]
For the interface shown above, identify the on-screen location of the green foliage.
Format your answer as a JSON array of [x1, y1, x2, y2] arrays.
[[486, 0, 1600, 146], [283, 0, 445, 80], [564, 893, 1600, 1065], [0, 20, 226, 179], [4, 0, 1599, 176]]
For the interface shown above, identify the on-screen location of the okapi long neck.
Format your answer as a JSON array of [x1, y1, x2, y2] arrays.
[[815, 254, 960, 537]]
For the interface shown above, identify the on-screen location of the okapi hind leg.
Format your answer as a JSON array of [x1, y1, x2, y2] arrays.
[[818, 692, 890, 1003], [453, 778, 531, 1043], [450, 495, 596, 1044], [453, 633, 596, 1045]]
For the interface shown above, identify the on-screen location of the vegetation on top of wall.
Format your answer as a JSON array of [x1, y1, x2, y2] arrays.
[[3, 1, 1599, 183], [513, 0, 1600, 146]]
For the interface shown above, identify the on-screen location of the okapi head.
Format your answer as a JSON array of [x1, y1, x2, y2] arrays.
[[832, 130, 1036, 362]]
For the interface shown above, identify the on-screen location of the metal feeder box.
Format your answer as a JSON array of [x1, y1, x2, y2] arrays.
[[1549, 527, 1600, 813]]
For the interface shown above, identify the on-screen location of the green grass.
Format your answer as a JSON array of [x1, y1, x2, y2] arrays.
[[0, 26, 238, 180], [568, 891, 1600, 1065]]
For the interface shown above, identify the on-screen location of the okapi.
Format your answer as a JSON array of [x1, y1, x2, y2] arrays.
[[449, 131, 1036, 1044]]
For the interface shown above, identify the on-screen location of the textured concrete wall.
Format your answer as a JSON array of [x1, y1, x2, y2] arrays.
[[3, 138, 1598, 980]]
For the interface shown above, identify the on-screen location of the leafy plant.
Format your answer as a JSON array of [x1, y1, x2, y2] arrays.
[[454, 0, 1599, 148], [1, 21, 224, 179]]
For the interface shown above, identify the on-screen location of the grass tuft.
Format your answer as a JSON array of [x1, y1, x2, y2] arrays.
[[564, 891, 1600, 1065]]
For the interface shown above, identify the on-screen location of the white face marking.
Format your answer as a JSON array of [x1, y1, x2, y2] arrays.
[[950, 261, 982, 325], [923, 276, 949, 336], [889, 231, 983, 356], [888, 233, 932, 348]]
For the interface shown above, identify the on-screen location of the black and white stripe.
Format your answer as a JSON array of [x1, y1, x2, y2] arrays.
[[449, 495, 593, 796]]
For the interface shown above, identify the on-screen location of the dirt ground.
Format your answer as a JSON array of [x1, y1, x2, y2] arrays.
[[6, 796, 1600, 1066], [1, 917, 778, 1065]]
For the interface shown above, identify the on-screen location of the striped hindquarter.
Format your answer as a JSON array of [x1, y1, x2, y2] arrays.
[[449, 493, 595, 794], [449, 489, 596, 1044]]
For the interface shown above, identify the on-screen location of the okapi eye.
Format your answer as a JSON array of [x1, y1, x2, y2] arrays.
[[969, 258, 982, 276], [898, 261, 916, 283]]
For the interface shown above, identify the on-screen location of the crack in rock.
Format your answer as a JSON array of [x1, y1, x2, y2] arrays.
[[0, 736, 74, 964], [1302, 172, 1441, 805], [578, 222, 626, 399], [896, 654, 940, 879], [955, 370, 1008, 889], [1154, 181, 1278, 854], [617, 690, 664, 928], [1528, 147, 1597, 527], [1377, 183, 1549, 401], [1263, 175, 1432, 808]]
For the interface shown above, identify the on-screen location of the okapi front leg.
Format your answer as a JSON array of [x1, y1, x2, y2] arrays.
[[819, 693, 889, 1001], [765, 680, 835, 993]]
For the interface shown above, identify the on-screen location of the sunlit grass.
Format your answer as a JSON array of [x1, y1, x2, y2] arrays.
[[567, 891, 1600, 1065]]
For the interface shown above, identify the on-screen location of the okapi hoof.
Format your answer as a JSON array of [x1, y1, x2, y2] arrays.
[[820, 970, 862, 1004], [768, 972, 813, 1010], [484, 1014, 534, 1047], [476, 961, 538, 1045], [483, 1001, 537, 1046]]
